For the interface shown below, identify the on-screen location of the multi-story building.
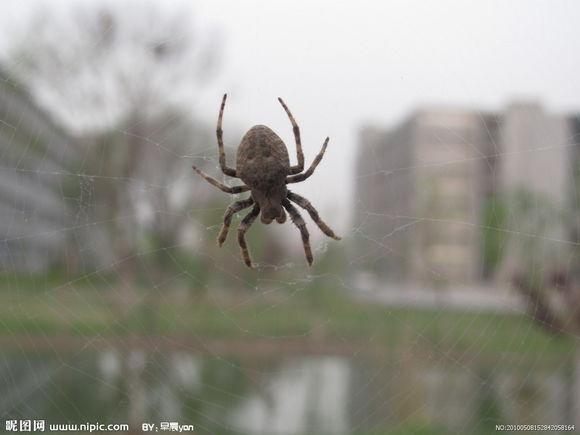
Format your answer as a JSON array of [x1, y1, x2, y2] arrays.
[[354, 102, 577, 287], [560, 114, 580, 284], [0, 68, 80, 272]]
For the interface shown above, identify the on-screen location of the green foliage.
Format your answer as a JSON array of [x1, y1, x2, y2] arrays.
[[481, 195, 508, 279], [0, 282, 572, 357], [474, 369, 503, 433], [482, 188, 568, 281], [303, 243, 350, 309]]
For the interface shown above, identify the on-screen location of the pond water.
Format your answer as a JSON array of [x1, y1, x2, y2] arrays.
[[0, 345, 573, 434]]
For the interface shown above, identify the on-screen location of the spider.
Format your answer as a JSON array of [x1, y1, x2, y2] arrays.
[[192, 94, 341, 268]]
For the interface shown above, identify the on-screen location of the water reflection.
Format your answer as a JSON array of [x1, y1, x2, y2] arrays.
[[0, 346, 571, 434]]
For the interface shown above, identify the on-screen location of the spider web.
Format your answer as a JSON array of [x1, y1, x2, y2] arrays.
[[0, 1, 579, 435]]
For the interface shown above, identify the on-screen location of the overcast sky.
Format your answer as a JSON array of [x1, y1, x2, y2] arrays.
[[1, 0, 579, 231]]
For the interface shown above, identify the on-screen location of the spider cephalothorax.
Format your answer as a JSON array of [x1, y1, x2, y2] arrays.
[[192, 94, 340, 268]]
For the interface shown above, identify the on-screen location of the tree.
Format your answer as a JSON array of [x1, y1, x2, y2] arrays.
[[5, 0, 218, 134], [505, 188, 580, 425], [3, 0, 221, 309]]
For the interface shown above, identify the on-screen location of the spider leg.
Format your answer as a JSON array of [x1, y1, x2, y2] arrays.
[[237, 204, 261, 268], [287, 191, 341, 240], [286, 137, 329, 184], [192, 165, 250, 194], [278, 97, 304, 175], [282, 199, 313, 266], [217, 197, 255, 246], [276, 208, 287, 224], [216, 94, 237, 177]]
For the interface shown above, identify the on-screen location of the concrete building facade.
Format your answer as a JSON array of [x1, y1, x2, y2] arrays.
[[354, 102, 577, 287], [0, 69, 81, 272]]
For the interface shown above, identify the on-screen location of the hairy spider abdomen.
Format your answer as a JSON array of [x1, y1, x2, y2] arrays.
[[236, 125, 290, 191]]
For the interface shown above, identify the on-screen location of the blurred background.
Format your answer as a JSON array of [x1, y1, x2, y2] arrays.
[[0, 1, 579, 434]]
